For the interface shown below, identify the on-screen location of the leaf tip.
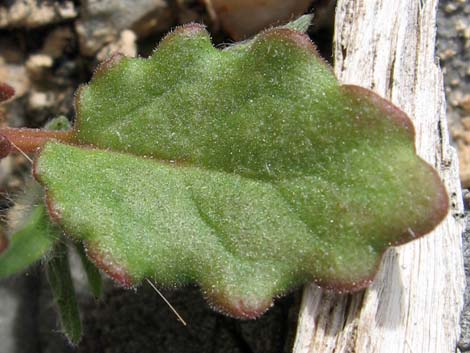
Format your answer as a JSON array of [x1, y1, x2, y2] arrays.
[[160, 22, 209, 46], [92, 52, 126, 80], [396, 161, 450, 246], [342, 85, 416, 138], [207, 290, 273, 319], [172, 22, 208, 36], [86, 244, 133, 288], [256, 27, 319, 56], [282, 14, 314, 33]]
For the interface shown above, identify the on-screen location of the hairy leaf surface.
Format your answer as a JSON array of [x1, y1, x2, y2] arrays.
[[33, 22, 448, 318]]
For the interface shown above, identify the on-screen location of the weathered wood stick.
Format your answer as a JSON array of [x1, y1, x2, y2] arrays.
[[293, 1, 466, 352]]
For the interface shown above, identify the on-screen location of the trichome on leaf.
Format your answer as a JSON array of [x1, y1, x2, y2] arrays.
[[0, 16, 448, 326]]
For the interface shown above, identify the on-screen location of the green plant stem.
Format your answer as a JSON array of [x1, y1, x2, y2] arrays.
[[47, 242, 82, 344]]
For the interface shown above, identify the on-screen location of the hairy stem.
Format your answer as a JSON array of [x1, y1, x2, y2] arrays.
[[0, 128, 74, 154]]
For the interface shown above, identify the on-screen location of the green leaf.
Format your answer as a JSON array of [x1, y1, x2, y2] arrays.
[[46, 242, 82, 344], [282, 14, 313, 32], [0, 204, 57, 278], [74, 242, 102, 298], [44, 115, 72, 132], [33, 23, 448, 318]]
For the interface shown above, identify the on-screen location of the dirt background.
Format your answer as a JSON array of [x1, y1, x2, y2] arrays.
[[0, 0, 468, 352]]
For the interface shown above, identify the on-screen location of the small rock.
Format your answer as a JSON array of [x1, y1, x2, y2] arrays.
[[28, 91, 55, 110], [42, 27, 75, 59], [76, 0, 171, 56], [464, 132, 470, 145], [202, 0, 312, 40], [452, 117, 470, 189], [455, 19, 467, 33], [439, 48, 457, 60], [459, 95, 470, 112], [455, 19, 470, 48], [0, 58, 30, 98], [445, 3, 458, 13], [464, 28, 470, 40], [25, 54, 54, 80], [463, 117, 470, 131], [452, 127, 464, 140], [75, 22, 117, 57], [451, 78, 461, 86], [0, 0, 76, 28], [459, 142, 470, 188], [96, 30, 137, 62], [450, 91, 464, 107]]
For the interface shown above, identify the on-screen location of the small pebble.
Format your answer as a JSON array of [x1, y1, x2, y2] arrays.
[[459, 95, 470, 112], [439, 48, 457, 60], [451, 78, 461, 86], [445, 3, 458, 13], [462, 117, 470, 130]]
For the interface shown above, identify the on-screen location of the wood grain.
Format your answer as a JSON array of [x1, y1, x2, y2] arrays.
[[293, 1, 466, 352]]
